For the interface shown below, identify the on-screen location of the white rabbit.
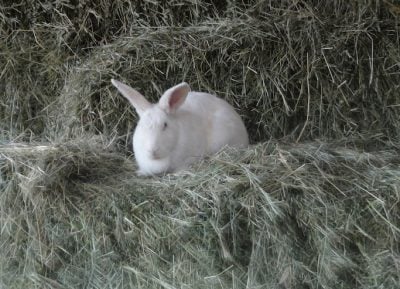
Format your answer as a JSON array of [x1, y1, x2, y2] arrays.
[[111, 79, 249, 176]]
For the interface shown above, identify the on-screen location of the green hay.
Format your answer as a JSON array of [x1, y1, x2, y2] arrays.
[[1, 1, 400, 288], [1, 138, 400, 288], [1, 0, 399, 143]]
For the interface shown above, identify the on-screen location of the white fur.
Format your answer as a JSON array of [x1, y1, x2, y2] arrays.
[[111, 79, 249, 176]]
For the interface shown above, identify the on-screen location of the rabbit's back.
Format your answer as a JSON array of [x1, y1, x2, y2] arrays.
[[181, 92, 249, 153]]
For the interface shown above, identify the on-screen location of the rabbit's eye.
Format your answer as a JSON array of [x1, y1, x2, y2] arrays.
[[162, 122, 168, 131]]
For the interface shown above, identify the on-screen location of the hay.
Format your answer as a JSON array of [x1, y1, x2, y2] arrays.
[[1, 138, 400, 288], [1, 0, 399, 143], [1, 0, 400, 288]]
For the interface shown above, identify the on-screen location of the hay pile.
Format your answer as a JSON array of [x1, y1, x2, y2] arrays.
[[1, 0, 399, 142], [1, 0, 400, 288], [1, 138, 400, 288]]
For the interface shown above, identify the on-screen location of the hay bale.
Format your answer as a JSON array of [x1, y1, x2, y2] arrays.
[[1, 1, 400, 288], [1, 138, 399, 288], [1, 0, 399, 142]]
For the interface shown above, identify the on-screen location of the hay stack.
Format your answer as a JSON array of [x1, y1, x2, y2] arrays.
[[1, 0, 400, 288], [1, 138, 400, 288], [1, 0, 399, 142]]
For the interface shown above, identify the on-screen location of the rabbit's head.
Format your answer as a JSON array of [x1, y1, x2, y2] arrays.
[[111, 79, 190, 161]]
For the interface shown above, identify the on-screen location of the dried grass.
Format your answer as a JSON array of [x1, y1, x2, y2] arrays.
[[1, 0, 399, 143], [1, 0, 400, 288], [1, 138, 400, 288]]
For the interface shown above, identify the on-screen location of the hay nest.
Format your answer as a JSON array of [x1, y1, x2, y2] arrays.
[[1, 0, 400, 288]]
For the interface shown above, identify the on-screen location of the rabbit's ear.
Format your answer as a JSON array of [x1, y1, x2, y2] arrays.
[[159, 82, 190, 113], [111, 79, 151, 116]]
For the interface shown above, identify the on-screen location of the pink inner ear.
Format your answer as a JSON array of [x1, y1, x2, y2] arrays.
[[169, 90, 183, 109]]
